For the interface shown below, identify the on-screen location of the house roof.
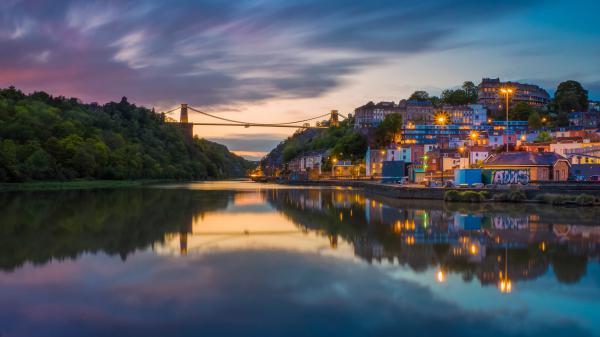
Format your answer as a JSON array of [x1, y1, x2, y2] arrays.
[[484, 152, 568, 167]]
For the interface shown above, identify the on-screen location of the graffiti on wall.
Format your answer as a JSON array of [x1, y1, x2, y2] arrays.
[[492, 169, 530, 185]]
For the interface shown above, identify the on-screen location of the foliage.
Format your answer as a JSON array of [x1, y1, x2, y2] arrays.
[[527, 111, 542, 129], [444, 190, 487, 202], [374, 113, 402, 147], [534, 193, 599, 206], [0, 87, 254, 182], [534, 131, 553, 143], [440, 82, 478, 105], [492, 188, 527, 202], [408, 90, 430, 102], [554, 80, 589, 113], [280, 117, 367, 163], [510, 101, 536, 121]]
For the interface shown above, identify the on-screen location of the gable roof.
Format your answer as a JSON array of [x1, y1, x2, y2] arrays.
[[484, 152, 568, 167]]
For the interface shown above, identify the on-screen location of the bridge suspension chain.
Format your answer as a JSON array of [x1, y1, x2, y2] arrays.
[[160, 105, 348, 127], [187, 106, 332, 126]]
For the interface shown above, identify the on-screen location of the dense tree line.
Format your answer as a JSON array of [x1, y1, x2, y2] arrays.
[[281, 117, 368, 163], [0, 87, 254, 182]]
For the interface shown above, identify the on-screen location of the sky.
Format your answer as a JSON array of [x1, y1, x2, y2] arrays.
[[1, 0, 599, 160]]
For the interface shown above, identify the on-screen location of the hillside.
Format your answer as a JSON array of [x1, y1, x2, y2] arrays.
[[0, 87, 254, 182], [260, 117, 367, 172]]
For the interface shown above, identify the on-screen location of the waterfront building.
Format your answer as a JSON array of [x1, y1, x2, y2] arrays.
[[331, 160, 355, 177], [477, 78, 550, 113], [570, 164, 600, 180], [365, 145, 417, 177], [483, 152, 570, 181]]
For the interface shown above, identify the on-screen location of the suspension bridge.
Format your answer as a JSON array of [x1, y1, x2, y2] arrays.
[[161, 104, 346, 136]]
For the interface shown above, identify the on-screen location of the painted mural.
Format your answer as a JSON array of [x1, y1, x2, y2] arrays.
[[491, 169, 530, 185]]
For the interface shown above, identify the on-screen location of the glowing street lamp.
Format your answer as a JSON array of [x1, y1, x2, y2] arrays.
[[500, 88, 514, 152], [435, 113, 448, 185]]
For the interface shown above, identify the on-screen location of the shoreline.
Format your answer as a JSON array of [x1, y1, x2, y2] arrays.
[[0, 180, 172, 192], [266, 179, 600, 206]]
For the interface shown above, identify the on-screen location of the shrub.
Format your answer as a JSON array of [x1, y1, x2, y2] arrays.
[[444, 190, 487, 203], [506, 189, 527, 201], [575, 194, 597, 206], [444, 190, 460, 202]]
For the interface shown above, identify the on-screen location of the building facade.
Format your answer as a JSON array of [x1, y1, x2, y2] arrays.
[[478, 78, 550, 113], [354, 101, 401, 129], [438, 104, 487, 126]]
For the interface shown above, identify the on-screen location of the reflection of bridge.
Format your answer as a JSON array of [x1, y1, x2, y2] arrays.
[[176, 229, 339, 255], [161, 104, 346, 138]]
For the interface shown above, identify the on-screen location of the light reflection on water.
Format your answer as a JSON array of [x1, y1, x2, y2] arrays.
[[0, 181, 598, 337]]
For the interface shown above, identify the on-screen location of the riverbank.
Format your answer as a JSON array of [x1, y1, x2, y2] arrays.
[[275, 179, 600, 206], [0, 180, 169, 192]]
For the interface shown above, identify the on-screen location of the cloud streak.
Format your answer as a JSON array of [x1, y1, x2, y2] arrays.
[[0, 0, 544, 108]]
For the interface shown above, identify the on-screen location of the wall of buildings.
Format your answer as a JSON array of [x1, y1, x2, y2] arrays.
[[478, 78, 550, 113]]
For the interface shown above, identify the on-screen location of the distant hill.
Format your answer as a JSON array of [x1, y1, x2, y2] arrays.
[[0, 87, 254, 182]]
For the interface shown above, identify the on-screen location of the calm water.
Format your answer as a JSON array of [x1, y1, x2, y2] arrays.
[[0, 181, 599, 337]]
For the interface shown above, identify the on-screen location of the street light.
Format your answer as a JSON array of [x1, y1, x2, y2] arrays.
[[435, 112, 448, 185], [500, 88, 514, 152]]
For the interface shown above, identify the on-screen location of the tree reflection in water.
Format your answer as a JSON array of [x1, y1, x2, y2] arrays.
[[0, 187, 598, 288]]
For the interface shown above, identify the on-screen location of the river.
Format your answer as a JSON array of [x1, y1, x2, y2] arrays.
[[0, 181, 598, 337]]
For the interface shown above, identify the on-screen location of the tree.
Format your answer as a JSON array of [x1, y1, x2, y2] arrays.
[[428, 96, 441, 107], [409, 91, 430, 102], [555, 80, 588, 113], [528, 111, 542, 129], [375, 113, 402, 146], [534, 131, 553, 143], [462, 81, 478, 102], [0, 87, 254, 182], [441, 89, 470, 105], [510, 102, 535, 121]]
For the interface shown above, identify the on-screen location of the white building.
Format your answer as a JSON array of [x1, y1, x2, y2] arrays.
[[469, 146, 491, 165]]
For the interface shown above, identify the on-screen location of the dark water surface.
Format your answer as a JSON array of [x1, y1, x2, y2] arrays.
[[0, 181, 598, 337]]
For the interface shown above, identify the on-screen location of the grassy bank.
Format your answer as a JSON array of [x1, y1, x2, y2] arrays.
[[0, 180, 169, 192]]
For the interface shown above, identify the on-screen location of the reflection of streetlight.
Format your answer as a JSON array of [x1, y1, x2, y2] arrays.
[[500, 88, 514, 152], [436, 269, 446, 283], [498, 247, 512, 294]]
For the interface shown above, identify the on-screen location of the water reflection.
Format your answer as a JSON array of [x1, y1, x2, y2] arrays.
[[1, 186, 598, 286], [0, 183, 599, 337]]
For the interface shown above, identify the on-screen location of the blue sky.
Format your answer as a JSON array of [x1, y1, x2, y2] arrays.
[[1, 0, 599, 159]]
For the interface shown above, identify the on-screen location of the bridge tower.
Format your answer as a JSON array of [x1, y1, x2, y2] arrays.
[[178, 103, 193, 141], [329, 110, 339, 127], [180, 103, 189, 123]]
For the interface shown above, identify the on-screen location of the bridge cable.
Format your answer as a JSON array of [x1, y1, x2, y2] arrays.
[[188, 106, 331, 126], [161, 107, 180, 115]]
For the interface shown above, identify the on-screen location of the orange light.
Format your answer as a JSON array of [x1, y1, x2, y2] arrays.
[[436, 269, 446, 283]]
